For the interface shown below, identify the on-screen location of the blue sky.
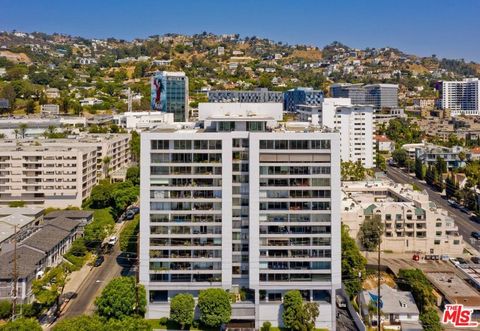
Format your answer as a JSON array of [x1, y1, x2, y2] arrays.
[[1, 0, 480, 62]]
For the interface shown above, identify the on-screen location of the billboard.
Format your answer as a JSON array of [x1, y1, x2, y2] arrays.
[[151, 73, 167, 111]]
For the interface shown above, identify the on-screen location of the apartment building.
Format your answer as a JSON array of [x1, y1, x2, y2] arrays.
[[0, 145, 97, 208], [3, 133, 131, 180], [440, 78, 480, 116], [140, 104, 341, 329], [401, 142, 468, 170], [208, 88, 284, 103], [330, 83, 399, 109], [297, 98, 375, 168], [341, 180, 464, 255], [284, 87, 323, 113]]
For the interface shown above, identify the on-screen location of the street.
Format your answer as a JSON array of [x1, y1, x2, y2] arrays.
[[386, 166, 480, 254], [59, 242, 124, 319]]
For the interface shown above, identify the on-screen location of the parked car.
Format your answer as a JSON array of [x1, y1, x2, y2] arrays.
[[449, 257, 460, 266], [457, 257, 468, 264], [471, 232, 480, 240], [108, 235, 118, 246], [471, 256, 480, 264], [94, 255, 105, 267], [460, 207, 469, 214], [129, 207, 140, 214]]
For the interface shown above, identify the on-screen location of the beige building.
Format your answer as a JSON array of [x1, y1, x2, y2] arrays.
[[0, 145, 97, 208], [341, 180, 463, 255], [1, 133, 131, 180]]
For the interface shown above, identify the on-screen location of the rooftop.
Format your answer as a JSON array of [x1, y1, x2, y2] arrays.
[[426, 272, 480, 307], [0, 246, 45, 279], [22, 225, 71, 253], [44, 217, 80, 232], [0, 207, 44, 218], [360, 284, 419, 315], [44, 210, 93, 220]]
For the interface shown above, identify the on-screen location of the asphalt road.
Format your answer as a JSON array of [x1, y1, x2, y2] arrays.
[[59, 241, 126, 319], [386, 166, 480, 254]]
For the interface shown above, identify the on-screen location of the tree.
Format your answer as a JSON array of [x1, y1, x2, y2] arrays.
[[415, 157, 424, 180], [120, 215, 139, 253], [95, 276, 146, 319], [0, 318, 42, 331], [52, 315, 104, 331], [358, 215, 384, 252], [342, 225, 367, 298], [102, 156, 112, 178], [282, 290, 319, 331], [0, 84, 16, 111], [392, 149, 408, 167], [32, 264, 68, 314], [302, 302, 320, 331], [130, 131, 140, 162], [376, 153, 386, 171], [126, 166, 140, 186], [282, 290, 303, 330], [19, 123, 28, 139], [419, 307, 442, 331], [341, 160, 367, 181], [0, 300, 12, 319], [198, 288, 231, 328], [170, 293, 195, 329], [51, 315, 152, 331], [25, 99, 35, 114]]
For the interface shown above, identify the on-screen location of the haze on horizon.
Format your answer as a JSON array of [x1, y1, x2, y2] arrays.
[[1, 0, 480, 62]]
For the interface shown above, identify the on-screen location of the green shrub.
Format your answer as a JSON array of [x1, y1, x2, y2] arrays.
[[0, 300, 12, 319], [261, 321, 272, 331], [159, 317, 169, 325]]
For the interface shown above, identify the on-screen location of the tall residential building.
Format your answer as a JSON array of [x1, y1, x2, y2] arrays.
[[330, 83, 398, 109], [440, 78, 480, 116], [0, 145, 97, 208], [208, 88, 284, 103], [283, 87, 323, 112], [140, 104, 341, 329], [341, 180, 464, 255], [151, 71, 189, 122], [297, 98, 375, 168]]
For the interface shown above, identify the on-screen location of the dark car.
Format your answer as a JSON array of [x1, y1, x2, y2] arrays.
[[471, 232, 480, 240], [460, 207, 469, 214], [94, 255, 105, 267], [125, 210, 135, 220], [457, 257, 468, 264], [129, 207, 140, 214], [471, 256, 480, 264]]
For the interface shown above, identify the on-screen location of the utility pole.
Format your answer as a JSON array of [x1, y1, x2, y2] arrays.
[[12, 225, 18, 321], [377, 237, 381, 331]]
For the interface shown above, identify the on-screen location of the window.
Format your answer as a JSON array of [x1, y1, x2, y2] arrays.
[[151, 140, 169, 150]]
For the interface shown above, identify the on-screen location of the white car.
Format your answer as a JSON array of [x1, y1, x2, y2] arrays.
[[108, 236, 118, 246]]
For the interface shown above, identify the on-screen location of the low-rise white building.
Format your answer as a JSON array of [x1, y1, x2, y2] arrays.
[[114, 111, 175, 130]]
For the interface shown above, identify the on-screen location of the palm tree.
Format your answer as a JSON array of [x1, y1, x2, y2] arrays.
[[19, 123, 27, 139], [13, 128, 19, 139], [102, 156, 112, 178]]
